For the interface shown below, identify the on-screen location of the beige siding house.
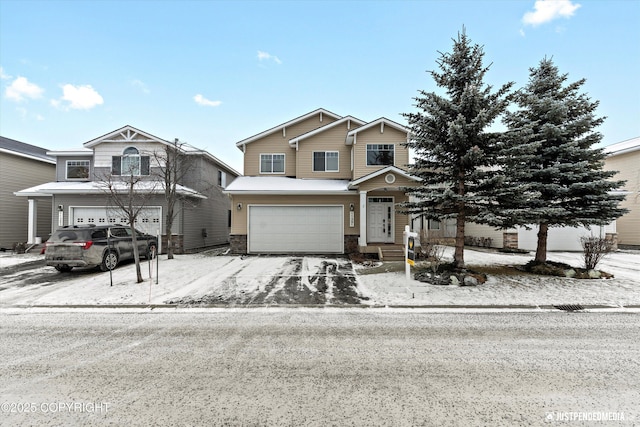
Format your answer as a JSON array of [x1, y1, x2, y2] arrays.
[[604, 137, 640, 247], [0, 136, 56, 249], [225, 108, 419, 255], [15, 126, 239, 253]]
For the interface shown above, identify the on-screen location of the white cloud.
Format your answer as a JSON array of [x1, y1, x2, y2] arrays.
[[131, 79, 150, 94], [1, 66, 12, 79], [523, 0, 581, 26], [52, 84, 104, 110], [193, 94, 222, 107], [257, 50, 282, 65], [5, 76, 44, 101]]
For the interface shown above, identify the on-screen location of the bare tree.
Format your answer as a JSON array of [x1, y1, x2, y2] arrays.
[[151, 139, 197, 259], [100, 160, 157, 283]]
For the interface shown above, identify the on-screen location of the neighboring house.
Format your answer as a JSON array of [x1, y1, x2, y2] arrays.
[[421, 137, 636, 252], [0, 136, 56, 249], [604, 136, 640, 248], [15, 126, 240, 253], [225, 108, 419, 255]]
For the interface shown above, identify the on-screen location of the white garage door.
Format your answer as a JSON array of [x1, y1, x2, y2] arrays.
[[71, 206, 162, 236], [248, 205, 343, 253]]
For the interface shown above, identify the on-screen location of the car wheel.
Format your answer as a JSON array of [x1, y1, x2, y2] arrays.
[[55, 264, 73, 272], [100, 250, 119, 272], [146, 244, 157, 260]]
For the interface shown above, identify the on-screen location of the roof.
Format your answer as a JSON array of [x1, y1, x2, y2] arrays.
[[288, 116, 366, 147], [224, 176, 352, 195], [348, 166, 420, 187], [0, 136, 56, 164], [14, 181, 206, 199], [345, 117, 411, 145], [54, 124, 240, 177], [604, 136, 640, 156], [235, 108, 342, 149]]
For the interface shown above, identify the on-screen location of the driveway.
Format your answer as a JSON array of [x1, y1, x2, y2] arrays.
[[0, 254, 365, 306], [166, 256, 364, 305]]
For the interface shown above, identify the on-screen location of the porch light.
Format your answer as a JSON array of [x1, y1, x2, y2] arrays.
[[237, 203, 243, 211], [349, 203, 354, 212]]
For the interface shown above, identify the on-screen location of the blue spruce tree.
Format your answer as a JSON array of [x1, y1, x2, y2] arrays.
[[496, 58, 627, 263], [402, 30, 513, 269]]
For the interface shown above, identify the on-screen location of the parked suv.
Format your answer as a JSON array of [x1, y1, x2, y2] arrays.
[[45, 225, 157, 272]]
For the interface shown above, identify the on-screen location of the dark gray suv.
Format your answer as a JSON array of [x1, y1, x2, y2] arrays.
[[45, 225, 157, 272]]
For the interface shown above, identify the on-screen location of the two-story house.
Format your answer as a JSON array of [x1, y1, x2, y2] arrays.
[[604, 136, 640, 248], [15, 125, 240, 253], [1, 136, 56, 250], [225, 108, 419, 255]]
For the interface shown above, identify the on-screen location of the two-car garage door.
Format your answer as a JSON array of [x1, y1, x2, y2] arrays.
[[70, 206, 162, 236], [248, 205, 343, 253]]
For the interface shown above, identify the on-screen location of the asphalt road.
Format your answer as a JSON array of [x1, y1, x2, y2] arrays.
[[1, 310, 638, 426]]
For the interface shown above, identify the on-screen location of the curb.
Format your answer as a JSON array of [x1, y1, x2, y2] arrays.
[[2, 303, 638, 311]]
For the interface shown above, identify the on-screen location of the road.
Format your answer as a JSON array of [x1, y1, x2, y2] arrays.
[[1, 310, 638, 426]]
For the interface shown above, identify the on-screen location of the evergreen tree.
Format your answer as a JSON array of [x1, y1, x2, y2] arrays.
[[496, 58, 627, 263], [402, 30, 513, 269]]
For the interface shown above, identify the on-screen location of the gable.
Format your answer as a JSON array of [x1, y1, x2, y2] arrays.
[[236, 108, 342, 150], [241, 111, 342, 176]]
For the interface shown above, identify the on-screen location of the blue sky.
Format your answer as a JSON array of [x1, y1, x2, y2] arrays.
[[1, 0, 639, 173]]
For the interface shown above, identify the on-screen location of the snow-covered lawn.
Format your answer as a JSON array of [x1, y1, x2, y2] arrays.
[[0, 247, 638, 307]]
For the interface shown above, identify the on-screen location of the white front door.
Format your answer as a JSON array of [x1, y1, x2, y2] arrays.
[[367, 197, 394, 243]]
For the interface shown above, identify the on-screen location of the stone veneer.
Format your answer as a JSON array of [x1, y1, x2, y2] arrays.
[[503, 232, 519, 250], [344, 235, 359, 254], [230, 234, 247, 254]]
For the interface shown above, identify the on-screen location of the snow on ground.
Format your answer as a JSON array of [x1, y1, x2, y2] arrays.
[[355, 246, 640, 306], [1, 247, 638, 307]]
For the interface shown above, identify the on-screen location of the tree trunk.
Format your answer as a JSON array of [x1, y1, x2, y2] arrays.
[[535, 222, 548, 263], [131, 226, 143, 283], [454, 213, 465, 269]]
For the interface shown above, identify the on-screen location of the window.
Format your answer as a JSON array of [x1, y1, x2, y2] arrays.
[[313, 151, 339, 172], [122, 147, 140, 175], [218, 170, 227, 187], [111, 147, 149, 176], [260, 154, 285, 174], [366, 144, 394, 166], [66, 160, 90, 180], [428, 219, 441, 230]]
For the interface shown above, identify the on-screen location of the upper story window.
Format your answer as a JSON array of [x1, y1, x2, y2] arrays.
[[260, 154, 285, 174], [218, 170, 227, 187], [313, 151, 339, 172], [66, 160, 90, 180], [366, 144, 394, 166], [112, 147, 150, 176]]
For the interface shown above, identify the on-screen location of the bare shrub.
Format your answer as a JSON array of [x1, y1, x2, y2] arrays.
[[580, 236, 613, 271]]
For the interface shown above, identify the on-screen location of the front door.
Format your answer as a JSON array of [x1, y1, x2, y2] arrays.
[[367, 197, 394, 243]]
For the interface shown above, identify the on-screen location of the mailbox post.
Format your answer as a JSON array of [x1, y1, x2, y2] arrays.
[[403, 225, 418, 281]]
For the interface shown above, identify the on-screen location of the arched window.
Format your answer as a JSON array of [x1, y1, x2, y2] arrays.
[[122, 147, 140, 175], [111, 147, 150, 176]]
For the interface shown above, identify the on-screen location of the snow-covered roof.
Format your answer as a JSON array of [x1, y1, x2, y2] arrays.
[[235, 108, 342, 149], [603, 136, 640, 156], [47, 148, 93, 157], [224, 176, 352, 195], [14, 181, 206, 199], [349, 166, 420, 187]]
